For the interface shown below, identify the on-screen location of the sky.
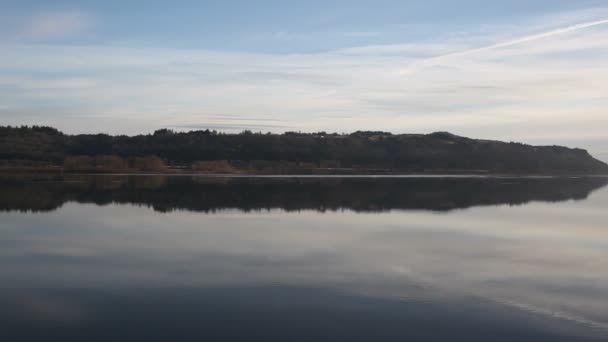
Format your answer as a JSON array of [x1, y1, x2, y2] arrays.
[[1, 0, 608, 161]]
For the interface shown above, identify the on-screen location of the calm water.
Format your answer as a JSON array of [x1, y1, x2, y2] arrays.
[[1, 175, 608, 341]]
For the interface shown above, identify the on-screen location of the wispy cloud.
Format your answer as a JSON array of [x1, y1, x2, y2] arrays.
[[174, 123, 288, 131]]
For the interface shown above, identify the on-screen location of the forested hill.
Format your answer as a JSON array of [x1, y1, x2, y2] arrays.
[[1, 126, 607, 174]]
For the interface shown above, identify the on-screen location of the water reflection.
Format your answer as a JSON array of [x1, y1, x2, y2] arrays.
[[1, 176, 607, 341], [1, 175, 607, 213]]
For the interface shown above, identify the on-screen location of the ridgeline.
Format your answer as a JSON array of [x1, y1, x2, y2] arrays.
[[1, 126, 607, 175]]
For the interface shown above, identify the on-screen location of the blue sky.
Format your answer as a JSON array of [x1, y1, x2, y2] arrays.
[[3, 0, 605, 51], [1, 1, 608, 161]]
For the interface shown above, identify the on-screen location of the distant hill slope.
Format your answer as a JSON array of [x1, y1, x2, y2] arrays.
[[1, 126, 607, 174]]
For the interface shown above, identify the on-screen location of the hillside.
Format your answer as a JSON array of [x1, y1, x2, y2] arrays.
[[1, 126, 607, 174]]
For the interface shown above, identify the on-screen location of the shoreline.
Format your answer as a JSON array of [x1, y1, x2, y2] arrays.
[[1, 168, 606, 178]]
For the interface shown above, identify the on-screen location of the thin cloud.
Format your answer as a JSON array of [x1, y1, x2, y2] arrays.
[[19, 10, 91, 40], [483, 18, 608, 50], [173, 123, 288, 131], [400, 18, 608, 74], [204, 115, 284, 122]]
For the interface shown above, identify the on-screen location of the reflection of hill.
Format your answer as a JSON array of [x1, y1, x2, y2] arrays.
[[1, 175, 607, 213]]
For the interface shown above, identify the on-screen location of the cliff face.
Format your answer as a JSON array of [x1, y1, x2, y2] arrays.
[[1, 126, 607, 174]]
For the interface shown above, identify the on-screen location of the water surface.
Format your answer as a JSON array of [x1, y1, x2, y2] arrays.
[[1, 175, 607, 341]]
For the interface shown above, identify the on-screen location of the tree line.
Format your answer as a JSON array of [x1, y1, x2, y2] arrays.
[[1, 125, 607, 174]]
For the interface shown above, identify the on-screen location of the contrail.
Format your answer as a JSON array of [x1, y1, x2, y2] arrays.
[[481, 18, 608, 51], [399, 18, 608, 74]]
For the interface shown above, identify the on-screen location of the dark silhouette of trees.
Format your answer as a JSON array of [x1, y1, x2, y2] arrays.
[[1, 125, 607, 174]]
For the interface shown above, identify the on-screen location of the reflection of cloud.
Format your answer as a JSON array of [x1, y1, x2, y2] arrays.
[[390, 265, 608, 332], [18, 296, 85, 322], [496, 299, 608, 331], [3, 193, 608, 336]]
